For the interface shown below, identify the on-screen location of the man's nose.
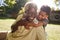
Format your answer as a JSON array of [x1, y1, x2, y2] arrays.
[[42, 17, 45, 19], [30, 17, 34, 19]]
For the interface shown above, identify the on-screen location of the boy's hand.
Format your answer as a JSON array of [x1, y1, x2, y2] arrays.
[[33, 21, 43, 27]]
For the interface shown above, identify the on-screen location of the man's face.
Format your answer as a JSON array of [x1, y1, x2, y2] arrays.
[[38, 11, 48, 20], [25, 8, 36, 21]]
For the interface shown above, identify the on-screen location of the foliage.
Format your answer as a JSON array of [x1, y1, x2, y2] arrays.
[[5, 0, 16, 8], [12, 0, 28, 13], [5, 0, 28, 14], [18, 7, 25, 14], [1, 0, 28, 18]]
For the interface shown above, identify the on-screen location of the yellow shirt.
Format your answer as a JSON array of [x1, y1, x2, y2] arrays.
[[6, 14, 46, 40]]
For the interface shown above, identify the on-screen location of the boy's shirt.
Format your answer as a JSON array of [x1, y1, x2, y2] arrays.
[[43, 19, 49, 29]]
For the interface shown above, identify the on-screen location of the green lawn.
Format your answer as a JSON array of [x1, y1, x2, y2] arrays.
[[0, 19, 60, 40], [0, 19, 15, 31], [46, 24, 60, 40]]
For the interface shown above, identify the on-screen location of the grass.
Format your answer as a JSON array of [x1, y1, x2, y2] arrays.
[[0, 19, 15, 31], [0, 19, 60, 40], [46, 24, 60, 40]]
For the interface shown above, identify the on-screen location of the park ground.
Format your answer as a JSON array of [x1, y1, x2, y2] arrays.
[[0, 19, 60, 40]]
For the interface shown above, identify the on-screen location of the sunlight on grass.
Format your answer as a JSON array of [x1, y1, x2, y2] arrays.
[[0, 19, 60, 40], [0, 19, 15, 31], [46, 24, 60, 40]]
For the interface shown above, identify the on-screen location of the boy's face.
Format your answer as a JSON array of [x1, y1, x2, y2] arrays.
[[38, 11, 48, 20]]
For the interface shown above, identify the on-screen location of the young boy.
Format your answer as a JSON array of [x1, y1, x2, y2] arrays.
[[37, 5, 51, 30], [37, 5, 51, 40]]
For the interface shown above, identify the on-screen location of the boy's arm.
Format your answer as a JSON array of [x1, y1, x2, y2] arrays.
[[34, 21, 44, 27], [27, 18, 44, 27], [28, 21, 44, 27], [43, 19, 48, 27], [43, 19, 49, 30]]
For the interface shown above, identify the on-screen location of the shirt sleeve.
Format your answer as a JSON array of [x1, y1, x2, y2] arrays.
[[12, 14, 23, 26], [43, 19, 49, 28]]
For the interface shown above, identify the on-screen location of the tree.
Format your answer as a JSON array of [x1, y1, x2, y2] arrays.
[[13, 0, 28, 13], [5, 0, 28, 18], [5, 0, 28, 13], [54, 0, 60, 10], [5, 0, 16, 8]]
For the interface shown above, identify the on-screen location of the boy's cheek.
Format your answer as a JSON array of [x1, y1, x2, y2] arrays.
[[38, 17, 43, 20], [39, 15, 43, 18], [43, 16, 48, 19]]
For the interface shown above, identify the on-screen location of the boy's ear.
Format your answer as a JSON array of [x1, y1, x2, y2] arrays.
[[47, 15, 48, 17]]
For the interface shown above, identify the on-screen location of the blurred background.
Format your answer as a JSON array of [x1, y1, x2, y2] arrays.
[[0, 0, 60, 40]]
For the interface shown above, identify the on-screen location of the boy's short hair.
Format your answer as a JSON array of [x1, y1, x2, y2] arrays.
[[40, 5, 51, 15]]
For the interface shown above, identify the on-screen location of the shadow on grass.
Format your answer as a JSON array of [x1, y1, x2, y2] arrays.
[[0, 17, 16, 19], [49, 21, 60, 25]]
